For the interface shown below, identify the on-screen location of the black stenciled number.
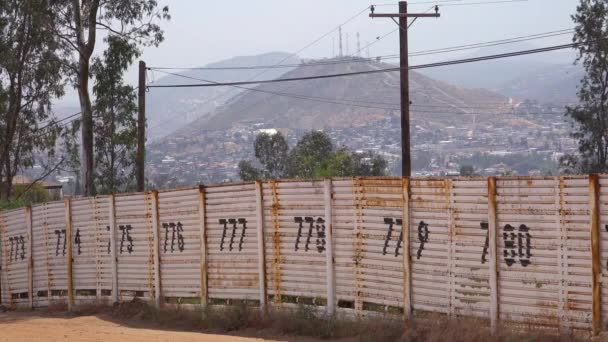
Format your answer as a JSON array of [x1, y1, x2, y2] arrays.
[[106, 225, 111, 254], [162, 222, 186, 253], [417, 221, 429, 260], [503, 224, 531, 267], [54, 229, 66, 256], [219, 219, 228, 251], [294, 216, 325, 253], [383, 218, 403, 257], [503, 224, 517, 266], [8, 236, 25, 261], [315, 217, 326, 253], [480, 222, 489, 264], [237, 219, 246, 252], [119, 225, 134, 254], [177, 222, 185, 252], [218, 218, 247, 252], [74, 229, 82, 255], [229, 218, 238, 251], [517, 224, 531, 267], [8, 237, 15, 261], [19, 235, 25, 260], [605, 225, 608, 271]]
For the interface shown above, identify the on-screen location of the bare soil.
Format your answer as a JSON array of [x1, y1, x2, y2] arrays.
[[0, 311, 313, 342]]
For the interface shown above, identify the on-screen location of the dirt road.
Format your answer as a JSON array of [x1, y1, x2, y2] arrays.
[[0, 312, 301, 342]]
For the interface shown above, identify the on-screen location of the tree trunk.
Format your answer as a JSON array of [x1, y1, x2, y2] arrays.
[[77, 56, 95, 196]]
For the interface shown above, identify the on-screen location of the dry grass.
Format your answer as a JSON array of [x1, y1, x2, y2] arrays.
[[41, 299, 590, 341]]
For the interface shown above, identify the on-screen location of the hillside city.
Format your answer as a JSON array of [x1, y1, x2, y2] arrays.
[[147, 98, 573, 187]]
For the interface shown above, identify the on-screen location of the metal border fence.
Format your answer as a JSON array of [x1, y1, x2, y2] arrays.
[[0, 176, 605, 334]]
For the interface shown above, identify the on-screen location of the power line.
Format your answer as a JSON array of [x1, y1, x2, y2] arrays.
[[147, 5, 374, 132], [148, 28, 573, 71], [152, 68, 527, 110], [151, 69, 567, 118], [147, 41, 585, 89]]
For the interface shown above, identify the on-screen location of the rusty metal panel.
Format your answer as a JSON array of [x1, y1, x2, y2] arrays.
[[263, 180, 327, 304], [350, 177, 405, 313], [0, 208, 29, 307], [559, 176, 592, 330], [114, 192, 155, 299], [31, 202, 67, 307], [450, 178, 491, 318], [597, 175, 608, 328], [205, 183, 259, 301], [331, 179, 356, 307], [157, 187, 202, 299], [70, 196, 112, 300], [495, 176, 592, 329], [31, 204, 50, 307], [409, 178, 450, 314]]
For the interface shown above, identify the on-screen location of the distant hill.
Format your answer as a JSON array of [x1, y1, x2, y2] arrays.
[[181, 57, 511, 133], [497, 64, 582, 104], [419, 42, 580, 104], [146, 52, 298, 140]]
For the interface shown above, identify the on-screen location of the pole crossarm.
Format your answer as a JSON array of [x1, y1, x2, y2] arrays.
[[369, 1, 440, 177], [369, 13, 440, 18]]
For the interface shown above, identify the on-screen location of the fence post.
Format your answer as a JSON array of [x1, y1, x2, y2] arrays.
[[590, 174, 601, 336], [151, 191, 161, 309], [324, 179, 335, 315], [108, 195, 119, 303], [26, 206, 33, 310], [198, 185, 208, 313], [65, 198, 74, 311], [488, 177, 498, 332], [402, 177, 412, 320], [255, 181, 267, 310]]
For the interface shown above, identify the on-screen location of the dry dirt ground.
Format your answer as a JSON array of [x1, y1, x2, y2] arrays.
[[0, 311, 317, 342]]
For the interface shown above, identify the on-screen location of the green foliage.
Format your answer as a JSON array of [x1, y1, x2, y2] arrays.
[[48, 0, 170, 196], [239, 130, 388, 180], [287, 131, 333, 178], [238, 160, 262, 182], [0, 184, 49, 210], [562, 0, 608, 173], [254, 132, 289, 179], [92, 35, 140, 194], [459, 165, 477, 177], [0, 0, 68, 200], [457, 152, 558, 176]]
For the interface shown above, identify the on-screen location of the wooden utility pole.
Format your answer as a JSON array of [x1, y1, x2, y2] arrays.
[[370, 2, 440, 177], [137, 61, 146, 192]]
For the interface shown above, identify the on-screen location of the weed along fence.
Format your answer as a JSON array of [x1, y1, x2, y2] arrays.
[[1, 176, 608, 333]]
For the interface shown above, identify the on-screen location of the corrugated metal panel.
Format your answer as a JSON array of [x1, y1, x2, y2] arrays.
[[0, 176, 601, 331], [205, 183, 259, 301], [0, 208, 29, 306], [70, 196, 112, 299], [351, 177, 405, 312], [332, 179, 356, 307], [157, 188, 202, 299], [0, 210, 5, 305], [114, 192, 155, 298], [560, 176, 592, 329], [32, 202, 67, 307], [410, 178, 450, 314], [496, 177, 559, 327], [31, 203, 50, 307], [451, 178, 491, 318], [263, 180, 327, 304], [597, 175, 608, 328]]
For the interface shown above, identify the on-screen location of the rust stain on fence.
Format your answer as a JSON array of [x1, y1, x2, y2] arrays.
[[270, 180, 282, 304]]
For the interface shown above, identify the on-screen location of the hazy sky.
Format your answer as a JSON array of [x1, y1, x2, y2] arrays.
[[59, 0, 579, 106]]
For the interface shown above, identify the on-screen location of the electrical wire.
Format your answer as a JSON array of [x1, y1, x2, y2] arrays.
[[149, 29, 573, 71], [147, 41, 586, 89]]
